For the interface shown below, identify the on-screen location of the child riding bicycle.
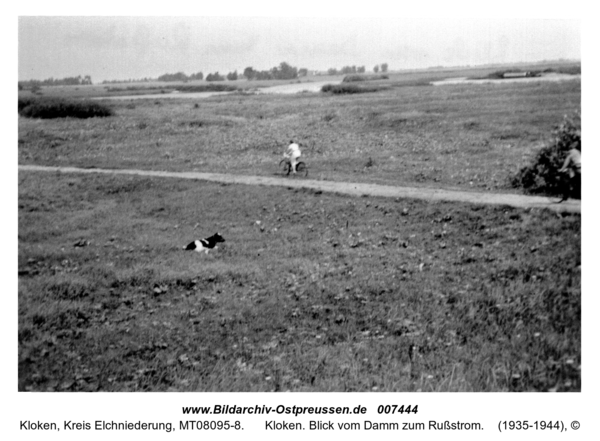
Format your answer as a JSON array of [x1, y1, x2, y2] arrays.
[[558, 147, 581, 201], [283, 140, 301, 174]]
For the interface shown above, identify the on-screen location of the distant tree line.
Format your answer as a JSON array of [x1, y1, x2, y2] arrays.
[[159, 71, 236, 82], [161, 63, 307, 82], [18, 60, 326, 89], [242, 62, 307, 81], [102, 78, 155, 84], [327, 65, 366, 75], [325, 63, 388, 75], [19, 75, 93, 90], [158, 71, 204, 82], [206, 72, 225, 81]]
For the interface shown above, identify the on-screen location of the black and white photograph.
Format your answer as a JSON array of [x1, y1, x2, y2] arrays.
[[10, 2, 599, 437], [16, 13, 584, 397]]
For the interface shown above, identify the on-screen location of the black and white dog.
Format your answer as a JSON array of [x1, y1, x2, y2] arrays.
[[183, 233, 225, 254]]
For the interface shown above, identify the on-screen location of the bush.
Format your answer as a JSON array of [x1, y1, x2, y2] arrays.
[[18, 97, 39, 113], [485, 69, 520, 79], [511, 114, 581, 197], [545, 65, 581, 75], [321, 83, 383, 94], [175, 84, 237, 93], [342, 74, 389, 83], [18, 97, 113, 119]]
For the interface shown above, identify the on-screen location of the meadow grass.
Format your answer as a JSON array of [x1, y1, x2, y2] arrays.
[[18, 70, 580, 193], [18, 64, 581, 392], [18, 172, 580, 392]]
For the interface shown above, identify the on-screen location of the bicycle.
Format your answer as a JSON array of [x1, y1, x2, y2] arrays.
[[279, 158, 308, 177], [555, 169, 581, 203]]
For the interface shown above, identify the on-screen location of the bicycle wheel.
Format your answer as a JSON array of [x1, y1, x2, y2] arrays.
[[279, 159, 291, 176], [295, 162, 308, 177], [555, 174, 577, 203]]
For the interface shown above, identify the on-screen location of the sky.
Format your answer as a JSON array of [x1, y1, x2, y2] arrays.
[[18, 16, 580, 83]]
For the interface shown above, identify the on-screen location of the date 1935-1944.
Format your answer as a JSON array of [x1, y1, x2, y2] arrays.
[[499, 421, 567, 432]]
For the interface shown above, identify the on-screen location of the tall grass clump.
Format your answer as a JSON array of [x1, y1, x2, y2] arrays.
[[511, 113, 581, 197], [18, 97, 114, 119]]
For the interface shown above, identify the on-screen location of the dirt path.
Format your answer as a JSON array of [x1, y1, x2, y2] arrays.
[[19, 164, 581, 214]]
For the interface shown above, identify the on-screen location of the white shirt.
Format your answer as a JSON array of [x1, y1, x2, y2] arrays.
[[560, 149, 581, 174], [287, 143, 301, 158]]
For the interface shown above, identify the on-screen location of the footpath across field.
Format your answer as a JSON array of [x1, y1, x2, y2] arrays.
[[18, 165, 581, 214]]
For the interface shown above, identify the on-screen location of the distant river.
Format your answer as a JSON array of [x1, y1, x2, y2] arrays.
[[96, 81, 340, 100], [431, 73, 580, 86], [97, 91, 232, 101], [256, 81, 338, 94]]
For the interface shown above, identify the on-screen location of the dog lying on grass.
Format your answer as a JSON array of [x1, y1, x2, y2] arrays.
[[183, 233, 225, 254]]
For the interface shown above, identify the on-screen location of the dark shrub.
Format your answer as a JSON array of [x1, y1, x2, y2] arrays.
[[321, 83, 383, 94], [18, 97, 39, 113], [511, 114, 581, 197], [551, 65, 581, 75], [342, 75, 365, 82], [485, 70, 520, 79], [175, 84, 237, 93], [342, 74, 389, 83], [18, 97, 113, 119]]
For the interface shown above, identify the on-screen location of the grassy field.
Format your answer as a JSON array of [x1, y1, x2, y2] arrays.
[[18, 67, 580, 193], [18, 172, 580, 392], [18, 64, 581, 392]]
